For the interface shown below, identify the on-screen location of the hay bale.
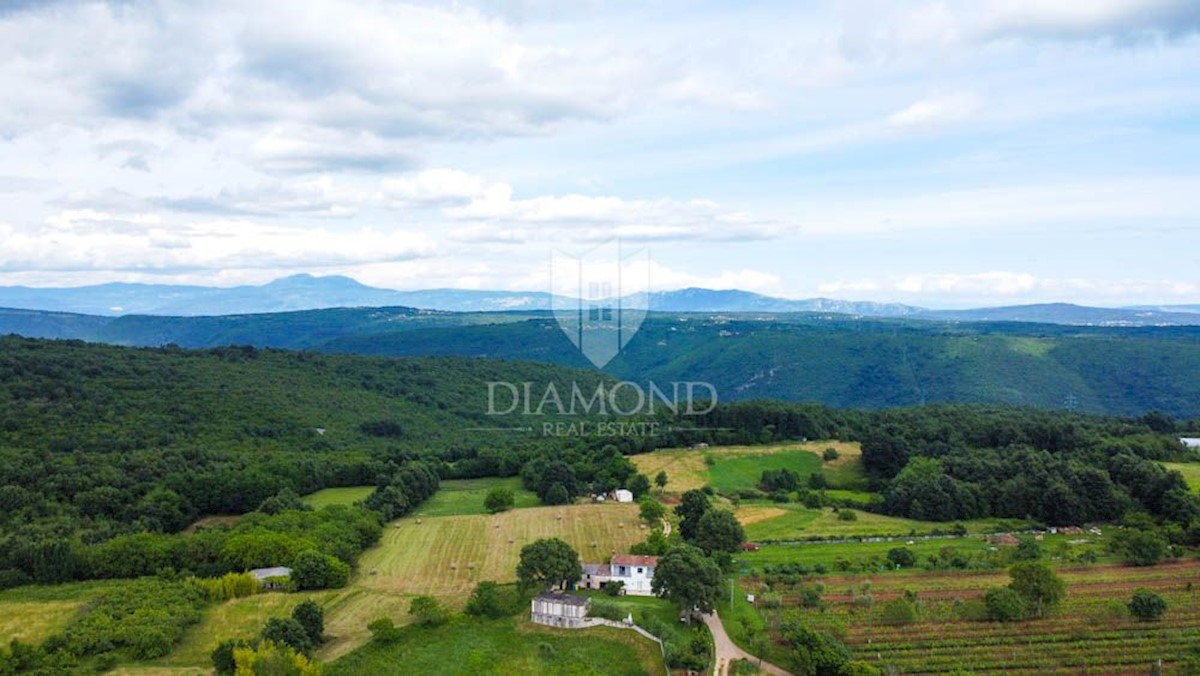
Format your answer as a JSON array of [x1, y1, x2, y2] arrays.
[[467, 562, 475, 570], [416, 519, 422, 525], [450, 562, 458, 570], [508, 538, 514, 544]]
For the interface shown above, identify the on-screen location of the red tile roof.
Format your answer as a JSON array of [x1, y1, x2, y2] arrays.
[[612, 554, 658, 567]]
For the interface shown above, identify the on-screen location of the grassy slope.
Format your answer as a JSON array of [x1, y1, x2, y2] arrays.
[[0, 581, 125, 644], [413, 477, 540, 517], [328, 616, 663, 676], [631, 440, 864, 495], [1162, 462, 1200, 494]]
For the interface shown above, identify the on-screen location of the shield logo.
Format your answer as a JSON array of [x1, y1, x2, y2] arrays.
[[551, 240, 649, 369]]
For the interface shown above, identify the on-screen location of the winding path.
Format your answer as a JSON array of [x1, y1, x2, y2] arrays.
[[702, 611, 791, 675]]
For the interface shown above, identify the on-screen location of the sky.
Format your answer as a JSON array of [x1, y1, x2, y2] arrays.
[[0, 0, 1198, 308]]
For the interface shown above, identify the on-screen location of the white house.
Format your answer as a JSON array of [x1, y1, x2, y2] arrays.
[[579, 554, 658, 596], [1181, 437, 1200, 449], [531, 592, 590, 628], [613, 489, 634, 503]]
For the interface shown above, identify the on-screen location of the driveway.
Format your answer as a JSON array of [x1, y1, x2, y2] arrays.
[[702, 611, 791, 675]]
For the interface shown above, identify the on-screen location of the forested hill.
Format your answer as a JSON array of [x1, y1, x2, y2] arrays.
[[4, 308, 1200, 417]]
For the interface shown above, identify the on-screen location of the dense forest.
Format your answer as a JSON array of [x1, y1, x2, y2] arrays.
[[6, 306, 1200, 417], [1, 336, 1198, 589]]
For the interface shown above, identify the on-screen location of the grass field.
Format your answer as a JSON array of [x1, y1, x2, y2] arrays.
[[735, 504, 1022, 541], [413, 477, 540, 517], [358, 502, 644, 599], [740, 558, 1200, 673], [630, 440, 865, 495], [301, 485, 375, 508], [0, 580, 126, 645], [1163, 462, 1200, 494], [328, 615, 664, 675]]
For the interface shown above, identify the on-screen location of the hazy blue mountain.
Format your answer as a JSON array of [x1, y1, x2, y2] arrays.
[[918, 303, 1200, 326]]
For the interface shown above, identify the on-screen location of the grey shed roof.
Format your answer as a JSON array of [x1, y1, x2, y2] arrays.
[[534, 591, 589, 606], [248, 566, 292, 580]]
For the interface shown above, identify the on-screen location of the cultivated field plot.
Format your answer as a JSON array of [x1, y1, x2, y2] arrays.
[[761, 559, 1200, 674], [359, 503, 644, 598], [735, 505, 1010, 541], [631, 440, 863, 494], [0, 580, 124, 645]]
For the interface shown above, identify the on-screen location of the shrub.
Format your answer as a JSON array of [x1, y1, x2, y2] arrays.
[[292, 600, 325, 645], [409, 595, 448, 627], [261, 617, 312, 655], [1128, 589, 1168, 621], [588, 598, 624, 621], [603, 580, 625, 596], [837, 509, 857, 521], [291, 549, 350, 590], [984, 587, 1027, 622], [823, 448, 839, 462], [465, 581, 520, 618], [886, 548, 916, 568], [484, 487, 515, 514], [367, 617, 403, 644], [879, 598, 918, 625], [211, 639, 250, 674]]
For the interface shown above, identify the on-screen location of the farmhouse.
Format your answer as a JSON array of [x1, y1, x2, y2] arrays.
[[579, 554, 658, 595], [531, 592, 590, 628], [248, 566, 292, 590]]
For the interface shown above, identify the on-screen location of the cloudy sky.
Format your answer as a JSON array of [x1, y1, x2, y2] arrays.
[[1, 0, 1198, 307]]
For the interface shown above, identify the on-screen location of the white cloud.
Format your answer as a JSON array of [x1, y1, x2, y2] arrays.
[[887, 92, 983, 129]]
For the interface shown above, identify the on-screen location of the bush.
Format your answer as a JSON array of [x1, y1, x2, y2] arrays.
[[984, 587, 1027, 622], [886, 548, 916, 568], [261, 617, 312, 655], [367, 617, 403, 644], [465, 581, 521, 618], [409, 595, 448, 627], [837, 509, 857, 521], [1128, 589, 1167, 621], [879, 598, 918, 625], [823, 448, 839, 462], [1116, 529, 1168, 567], [484, 487, 515, 514], [603, 580, 625, 596], [211, 639, 250, 674], [292, 600, 325, 645]]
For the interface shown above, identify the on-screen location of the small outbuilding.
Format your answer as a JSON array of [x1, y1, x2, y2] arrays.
[[248, 566, 292, 591], [613, 489, 634, 503], [531, 592, 590, 628], [1181, 437, 1200, 449]]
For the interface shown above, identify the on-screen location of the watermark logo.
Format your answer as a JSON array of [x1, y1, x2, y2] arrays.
[[550, 240, 649, 369]]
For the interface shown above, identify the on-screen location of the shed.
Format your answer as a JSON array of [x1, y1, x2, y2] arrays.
[[614, 489, 634, 503], [1181, 438, 1200, 449], [531, 592, 590, 628], [248, 566, 292, 590]]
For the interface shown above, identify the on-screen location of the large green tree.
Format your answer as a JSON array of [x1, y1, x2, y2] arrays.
[[651, 543, 721, 618], [1008, 562, 1065, 618], [516, 538, 583, 591], [693, 509, 745, 555], [674, 489, 711, 541]]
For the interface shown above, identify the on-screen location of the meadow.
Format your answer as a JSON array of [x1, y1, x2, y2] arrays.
[[1163, 461, 1200, 494], [631, 440, 864, 494], [328, 615, 664, 676], [412, 476, 541, 517], [301, 485, 374, 508]]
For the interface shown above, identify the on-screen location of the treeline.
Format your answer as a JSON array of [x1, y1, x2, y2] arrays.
[[856, 406, 1200, 529]]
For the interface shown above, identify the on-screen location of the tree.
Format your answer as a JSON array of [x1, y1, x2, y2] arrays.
[[465, 581, 514, 618], [261, 617, 312, 654], [516, 538, 582, 592], [638, 497, 665, 524], [367, 617, 403, 644], [544, 483, 570, 506], [693, 509, 746, 555], [409, 595, 448, 626], [1014, 536, 1042, 561], [886, 547, 915, 568], [651, 544, 721, 618], [1128, 588, 1167, 621], [484, 487, 515, 514], [1117, 529, 1168, 567], [627, 473, 652, 498], [291, 549, 350, 590], [675, 489, 711, 541], [211, 639, 250, 674], [233, 640, 320, 676], [291, 600, 324, 645], [823, 447, 839, 462], [1008, 562, 1065, 618], [780, 620, 851, 676], [655, 471, 668, 492], [983, 587, 1027, 622]]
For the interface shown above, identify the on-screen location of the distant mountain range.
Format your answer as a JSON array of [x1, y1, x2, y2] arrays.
[[1, 274, 1198, 326]]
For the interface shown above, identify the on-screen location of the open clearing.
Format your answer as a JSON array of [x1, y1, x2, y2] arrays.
[[0, 580, 125, 645], [359, 502, 644, 598], [735, 504, 1013, 541], [1163, 462, 1200, 494], [301, 485, 374, 508], [413, 476, 540, 517], [631, 440, 864, 494]]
